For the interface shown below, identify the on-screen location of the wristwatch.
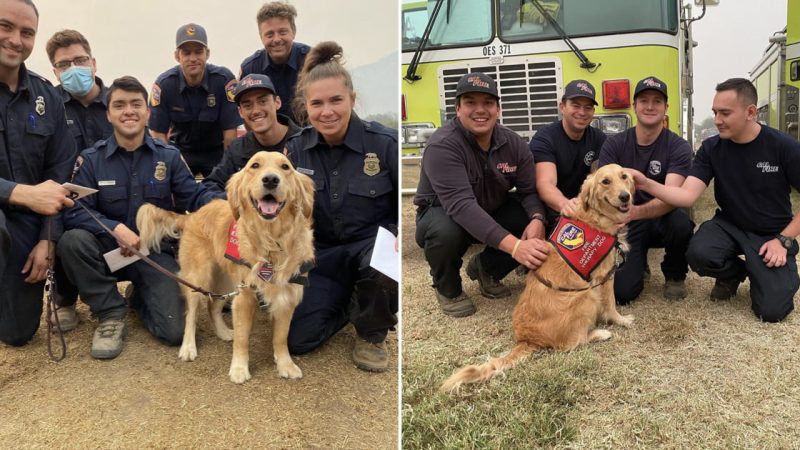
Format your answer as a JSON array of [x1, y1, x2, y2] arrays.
[[776, 234, 794, 249], [531, 213, 546, 224]]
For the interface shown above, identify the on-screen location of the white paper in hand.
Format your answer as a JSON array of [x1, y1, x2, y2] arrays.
[[103, 246, 149, 272], [62, 182, 98, 200], [369, 226, 399, 283]]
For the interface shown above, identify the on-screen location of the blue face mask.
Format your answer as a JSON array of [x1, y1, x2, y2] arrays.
[[59, 66, 94, 97]]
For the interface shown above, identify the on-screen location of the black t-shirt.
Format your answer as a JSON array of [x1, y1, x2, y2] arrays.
[[599, 127, 692, 205], [530, 120, 606, 204], [692, 126, 800, 235]]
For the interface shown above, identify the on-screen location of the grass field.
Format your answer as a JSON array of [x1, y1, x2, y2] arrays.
[[401, 185, 800, 449]]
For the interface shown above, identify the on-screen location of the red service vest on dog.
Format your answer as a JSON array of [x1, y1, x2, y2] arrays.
[[548, 217, 617, 281]]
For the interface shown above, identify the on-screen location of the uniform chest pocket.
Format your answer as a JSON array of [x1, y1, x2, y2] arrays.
[[144, 181, 172, 203], [98, 185, 128, 219], [311, 174, 327, 192], [346, 172, 394, 224], [24, 117, 56, 169], [198, 107, 220, 123]]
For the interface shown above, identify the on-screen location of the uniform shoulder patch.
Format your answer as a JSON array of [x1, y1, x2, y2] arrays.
[[151, 83, 162, 107], [70, 155, 84, 181], [225, 79, 237, 103]]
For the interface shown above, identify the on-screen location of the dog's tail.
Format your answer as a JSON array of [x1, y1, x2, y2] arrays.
[[136, 203, 187, 253], [440, 342, 538, 394]]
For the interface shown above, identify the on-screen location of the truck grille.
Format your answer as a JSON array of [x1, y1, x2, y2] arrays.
[[439, 57, 562, 139]]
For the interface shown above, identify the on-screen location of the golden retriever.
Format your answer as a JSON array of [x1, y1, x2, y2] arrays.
[[441, 164, 635, 392], [136, 151, 315, 384]]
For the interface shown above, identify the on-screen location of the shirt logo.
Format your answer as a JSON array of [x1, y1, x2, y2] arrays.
[[756, 161, 779, 173], [584, 151, 595, 167], [648, 160, 662, 176], [556, 223, 585, 250], [207, 94, 216, 108], [496, 162, 517, 174]]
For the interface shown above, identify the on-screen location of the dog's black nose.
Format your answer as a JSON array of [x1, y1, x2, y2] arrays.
[[262, 173, 280, 189], [619, 191, 630, 203]]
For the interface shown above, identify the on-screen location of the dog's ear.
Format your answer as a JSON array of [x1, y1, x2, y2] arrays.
[[296, 172, 315, 222], [226, 170, 244, 220], [579, 173, 595, 212]]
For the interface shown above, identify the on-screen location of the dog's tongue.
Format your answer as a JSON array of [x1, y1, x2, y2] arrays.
[[257, 198, 280, 215]]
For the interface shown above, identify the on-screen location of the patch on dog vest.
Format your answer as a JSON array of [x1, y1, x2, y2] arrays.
[[257, 260, 274, 282], [548, 217, 617, 281], [224, 221, 245, 265]]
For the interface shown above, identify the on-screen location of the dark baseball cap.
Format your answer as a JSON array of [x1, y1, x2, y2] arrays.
[[562, 79, 598, 105], [176, 23, 208, 49], [234, 74, 277, 103], [455, 72, 499, 99], [634, 76, 668, 100]]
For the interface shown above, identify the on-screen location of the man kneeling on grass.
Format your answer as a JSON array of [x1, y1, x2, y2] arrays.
[[631, 78, 800, 322]]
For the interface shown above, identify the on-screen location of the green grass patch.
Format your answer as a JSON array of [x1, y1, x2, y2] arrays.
[[402, 350, 599, 448]]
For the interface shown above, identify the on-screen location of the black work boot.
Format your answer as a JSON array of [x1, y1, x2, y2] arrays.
[[435, 290, 476, 318], [709, 277, 741, 301], [466, 254, 511, 299]]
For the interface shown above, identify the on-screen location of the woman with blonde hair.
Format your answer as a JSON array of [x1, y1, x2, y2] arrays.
[[286, 41, 398, 372]]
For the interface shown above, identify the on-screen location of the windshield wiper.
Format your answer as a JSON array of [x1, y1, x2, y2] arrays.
[[405, 0, 448, 82], [530, 0, 599, 72]]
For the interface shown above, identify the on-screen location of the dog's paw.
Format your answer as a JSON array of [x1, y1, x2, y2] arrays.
[[229, 365, 252, 384], [215, 326, 233, 342], [178, 344, 197, 362], [277, 360, 303, 380], [589, 329, 613, 342], [616, 314, 635, 328]]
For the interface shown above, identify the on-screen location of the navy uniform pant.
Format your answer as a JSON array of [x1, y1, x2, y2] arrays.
[[687, 212, 799, 322], [57, 229, 185, 345], [0, 209, 45, 346], [287, 236, 398, 355], [414, 197, 529, 299], [614, 208, 694, 304]]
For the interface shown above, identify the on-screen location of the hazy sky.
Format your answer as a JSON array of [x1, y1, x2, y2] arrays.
[[691, 0, 787, 123], [28, 0, 398, 89]]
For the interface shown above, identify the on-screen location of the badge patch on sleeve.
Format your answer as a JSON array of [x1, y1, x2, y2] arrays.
[[548, 217, 617, 281], [225, 79, 237, 103], [151, 84, 161, 107]]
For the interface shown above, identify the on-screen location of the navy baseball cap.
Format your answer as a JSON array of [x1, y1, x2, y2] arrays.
[[234, 74, 277, 103], [176, 23, 208, 48], [455, 72, 499, 99], [634, 76, 668, 100], [562, 79, 598, 105]]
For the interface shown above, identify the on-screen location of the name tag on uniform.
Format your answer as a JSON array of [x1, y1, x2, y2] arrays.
[[297, 167, 314, 176], [98, 180, 116, 186]]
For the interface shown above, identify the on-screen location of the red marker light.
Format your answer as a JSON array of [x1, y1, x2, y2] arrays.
[[602, 79, 630, 110]]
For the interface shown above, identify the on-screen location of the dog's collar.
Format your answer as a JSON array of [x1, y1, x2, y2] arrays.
[[547, 216, 618, 281], [224, 220, 313, 286]]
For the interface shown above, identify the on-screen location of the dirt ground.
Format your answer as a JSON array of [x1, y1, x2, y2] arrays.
[[0, 296, 398, 449]]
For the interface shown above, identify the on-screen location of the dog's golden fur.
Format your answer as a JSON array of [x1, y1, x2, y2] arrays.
[[136, 151, 315, 384], [441, 164, 635, 392]]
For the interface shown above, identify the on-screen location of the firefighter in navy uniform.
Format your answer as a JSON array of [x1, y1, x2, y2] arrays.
[[149, 23, 242, 177], [239, 2, 309, 123], [46, 29, 112, 152], [58, 77, 221, 360], [45, 29, 114, 331], [286, 42, 398, 372], [0, 0, 77, 346]]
